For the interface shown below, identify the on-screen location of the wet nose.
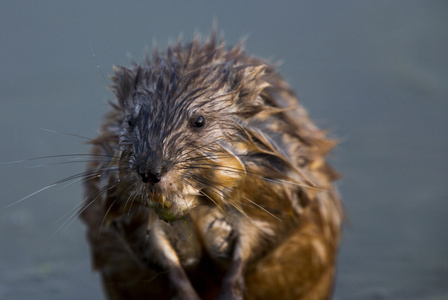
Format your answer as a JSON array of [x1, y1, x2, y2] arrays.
[[138, 167, 161, 184]]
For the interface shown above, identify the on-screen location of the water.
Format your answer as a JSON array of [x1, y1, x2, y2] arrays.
[[1, 1, 447, 299]]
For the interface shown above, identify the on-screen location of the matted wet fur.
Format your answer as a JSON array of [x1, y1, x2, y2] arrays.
[[81, 32, 343, 300]]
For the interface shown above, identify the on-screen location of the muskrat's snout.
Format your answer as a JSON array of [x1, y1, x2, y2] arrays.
[[138, 168, 160, 184], [134, 153, 168, 185], [129, 148, 202, 222], [137, 162, 162, 184]]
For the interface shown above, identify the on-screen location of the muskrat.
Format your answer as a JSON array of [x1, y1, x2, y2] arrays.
[[81, 32, 343, 300]]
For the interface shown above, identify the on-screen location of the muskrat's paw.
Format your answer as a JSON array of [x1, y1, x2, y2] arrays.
[[205, 217, 233, 258]]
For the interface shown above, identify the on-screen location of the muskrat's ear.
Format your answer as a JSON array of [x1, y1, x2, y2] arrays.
[[232, 65, 270, 118], [111, 65, 135, 107], [242, 65, 270, 95]]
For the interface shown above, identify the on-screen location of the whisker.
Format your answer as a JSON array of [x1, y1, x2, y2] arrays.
[[188, 174, 229, 199], [182, 177, 229, 220], [4, 184, 58, 208], [38, 128, 95, 142], [55, 167, 118, 186], [73, 175, 128, 235], [53, 169, 128, 235], [176, 152, 232, 165], [186, 173, 255, 222], [174, 137, 228, 164], [0, 153, 117, 166], [53, 201, 85, 226], [100, 199, 117, 233], [180, 163, 322, 191], [226, 198, 253, 223], [52, 201, 87, 237], [23, 159, 114, 170], [3, 165, 120, 209], [122, 179, 141, 213], [241, 196, 282, 222], [101, 174, 138, 231], [262, 177, 324, 191]]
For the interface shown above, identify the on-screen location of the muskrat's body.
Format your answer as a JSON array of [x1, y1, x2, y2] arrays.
[[81, 33, 342, 300]]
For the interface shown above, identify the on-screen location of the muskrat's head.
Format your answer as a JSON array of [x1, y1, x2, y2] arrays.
[[109, 37, 318, 222]]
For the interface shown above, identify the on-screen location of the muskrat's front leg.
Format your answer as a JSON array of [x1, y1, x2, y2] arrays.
[[191, 205, 247, 300], [218, 254, 246, 300], [147, 219, 201, 300], [216, 218, 265, 300]]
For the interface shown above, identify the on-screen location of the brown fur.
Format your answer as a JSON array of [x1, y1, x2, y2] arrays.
[[81, 32, 343, 300]]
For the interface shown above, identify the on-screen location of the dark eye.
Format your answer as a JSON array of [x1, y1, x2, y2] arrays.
[[128, 117, 135, 127], [192, 115, 205, 128]]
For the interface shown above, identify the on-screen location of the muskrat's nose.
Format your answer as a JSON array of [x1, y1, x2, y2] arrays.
[[148, 171, 161, 183], [137, 156, 165, 184], [139, 172, 150, 183], [139, 169, 161, 184]]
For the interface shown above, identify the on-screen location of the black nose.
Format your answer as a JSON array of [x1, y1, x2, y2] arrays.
[[139, 169, 161, 184]]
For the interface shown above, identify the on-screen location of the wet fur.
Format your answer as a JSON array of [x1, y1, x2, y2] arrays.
[[81, 33, 343, 300]]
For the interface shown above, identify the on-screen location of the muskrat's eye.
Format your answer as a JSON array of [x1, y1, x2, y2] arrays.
[[192, 115, 205, 128]]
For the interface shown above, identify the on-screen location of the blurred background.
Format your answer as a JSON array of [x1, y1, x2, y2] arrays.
[[1, 1, 447, 299]]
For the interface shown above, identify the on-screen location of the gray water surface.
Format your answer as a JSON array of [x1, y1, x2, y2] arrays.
[[1, 1, 447, 299]]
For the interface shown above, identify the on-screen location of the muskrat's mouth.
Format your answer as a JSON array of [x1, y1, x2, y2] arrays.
[[150, 192, 173, 209], [147, 190, 201, 222]]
